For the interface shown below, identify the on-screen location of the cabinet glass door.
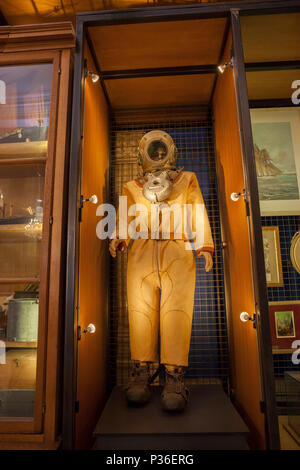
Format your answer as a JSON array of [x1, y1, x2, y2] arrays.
[[0, 63, 52, 420]]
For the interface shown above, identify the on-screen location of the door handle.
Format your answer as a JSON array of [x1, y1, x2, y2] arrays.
[[230, 189, 249, 215], [81, 194, 98, 205], [79, 195, 98, 222], [83, 323, 96, 334], [240, 312, 257, 329], [230, 188, 246, 202], [77, 323, 96, 340]]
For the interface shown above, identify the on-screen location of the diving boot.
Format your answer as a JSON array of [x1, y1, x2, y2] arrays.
[[161, 367, 189, 412], [125, 362, 151, 405]]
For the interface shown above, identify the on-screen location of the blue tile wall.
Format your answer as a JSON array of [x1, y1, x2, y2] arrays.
[[163, 125, 228, 380], [261, 215, 300, 301], [262, 215, 300, 399]]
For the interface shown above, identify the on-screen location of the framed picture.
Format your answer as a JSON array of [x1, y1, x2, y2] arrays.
[[250, 108, 300, 216], [269, 302, 300, 349], [275, 311, 295, 338], [290, 230, 300, 274], [262, 226, 283, 286]]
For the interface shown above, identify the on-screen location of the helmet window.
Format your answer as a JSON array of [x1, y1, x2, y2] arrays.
[[147, 140, 168, 161]]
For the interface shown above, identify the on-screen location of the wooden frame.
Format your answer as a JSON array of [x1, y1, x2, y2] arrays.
[[63, 2, 298, 451], [251, 107, 300, 215], [230, 10, 280, 449], [0, 24, 75, 449], [275, 310, 295, 338], [290, 230, 300, 274], [269, 302, 300, 349], [262, 226, 283, 287], [0, 50, 60, 435]]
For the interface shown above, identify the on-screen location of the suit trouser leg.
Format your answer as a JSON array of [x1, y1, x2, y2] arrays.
[[159, 240, 196, 367], [127, 239, 160, 362]]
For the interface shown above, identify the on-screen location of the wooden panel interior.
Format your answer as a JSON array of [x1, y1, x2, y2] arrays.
[[105, 73, 215, 109], [75, 39, 109, 450], [213, 31, 265, 449], [0, 1, 232, 26], [88, 18, 227, 71], [246, 69, 300, 101], [112, 105, 210, 124], [241, 13, 300, 63]]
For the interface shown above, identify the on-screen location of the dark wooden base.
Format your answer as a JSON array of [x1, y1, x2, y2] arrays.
[[94, 385, 249, 450]]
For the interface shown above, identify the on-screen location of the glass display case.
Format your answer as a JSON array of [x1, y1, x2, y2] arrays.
[[0, 63, 51, 418], [0, 23, 74, 449], [64, 4, 298, 451]]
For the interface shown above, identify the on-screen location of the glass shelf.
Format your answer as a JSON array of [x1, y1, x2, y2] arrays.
[[0, 140, 48, 159]]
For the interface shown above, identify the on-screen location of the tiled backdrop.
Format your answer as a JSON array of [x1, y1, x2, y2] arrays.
[[262, 215, 300, 302], [261, 214, 300, 410], [109, 115, 229, 387]]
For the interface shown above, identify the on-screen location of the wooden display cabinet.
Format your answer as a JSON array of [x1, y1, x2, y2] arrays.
[[64, 1, 300, 451], [0, 23, 75, 449]]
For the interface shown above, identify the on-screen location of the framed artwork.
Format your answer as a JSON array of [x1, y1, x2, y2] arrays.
[[269, 302, 300, 349], [290, 231, 300, 274], [250, 108, 300, 215], [275, 311, 295, 338], [262, 226, 283, 286]]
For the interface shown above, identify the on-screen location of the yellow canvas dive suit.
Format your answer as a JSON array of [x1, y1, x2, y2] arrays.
[[113, 131, 214, 368]]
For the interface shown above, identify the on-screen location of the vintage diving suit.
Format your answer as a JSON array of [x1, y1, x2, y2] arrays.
[[110, 130, 214, 368]]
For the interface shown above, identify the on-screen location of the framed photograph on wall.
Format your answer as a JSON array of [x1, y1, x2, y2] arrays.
[[250, 108, 300, 216], [269, 302, 300, 349], [262, 226, 283, 286], [275, 311, 295, 339]]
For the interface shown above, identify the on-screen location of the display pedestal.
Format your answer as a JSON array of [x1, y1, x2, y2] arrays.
[[94, 385, 249, 450]]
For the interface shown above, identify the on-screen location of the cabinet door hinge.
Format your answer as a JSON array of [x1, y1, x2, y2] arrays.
[[75, 400, 79, 413], [49, 216, 53, 225], [77, 324, 82, 341], [244, 198, 250, 217], [58, 67, 62, 75], [78, 195, 83, 223], [42, 403, 46, 416]]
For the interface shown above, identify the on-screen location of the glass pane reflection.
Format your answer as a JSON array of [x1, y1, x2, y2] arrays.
[[0, 282, 39, 417], [0, 165, 44, 279], [0, 63, 52, 159]]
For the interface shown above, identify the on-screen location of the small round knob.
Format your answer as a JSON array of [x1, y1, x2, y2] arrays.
[[90, 195, 98, 204], [83, 323, 96, 334], [240, 312, 251, 322], [86, 323, 96, 333], [231, 192, 240, 202]]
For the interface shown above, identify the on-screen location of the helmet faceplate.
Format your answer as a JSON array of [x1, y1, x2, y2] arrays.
[[138, 130, 177, 174]]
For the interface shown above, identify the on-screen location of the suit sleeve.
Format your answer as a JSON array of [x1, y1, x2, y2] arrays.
[[186, 173, 214, 255]]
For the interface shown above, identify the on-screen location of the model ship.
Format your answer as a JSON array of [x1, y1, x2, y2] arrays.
[[254, 143, 282, 177], [0, 126, 48, 144]]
